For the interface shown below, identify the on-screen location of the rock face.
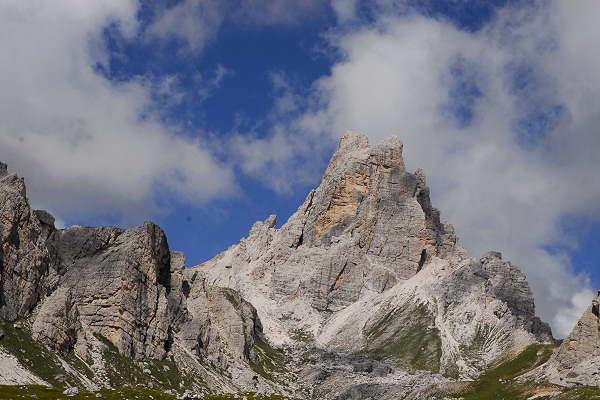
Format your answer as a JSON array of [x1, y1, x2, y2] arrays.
[[542, 291, 600, 387], [0, 170, 57, 321], [0, 163, 265, 393], [268, 132, 461, 310], [33, 223, 177, 360], [199, 131, 552, 381], [0, 132, 557, 397]]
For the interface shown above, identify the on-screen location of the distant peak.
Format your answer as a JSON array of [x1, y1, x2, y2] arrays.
[[338, 130, 369, 153], [481, 251, 503, 263]]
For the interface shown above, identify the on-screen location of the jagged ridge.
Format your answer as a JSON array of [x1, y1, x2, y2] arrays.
[[1, 131, 584, 399]]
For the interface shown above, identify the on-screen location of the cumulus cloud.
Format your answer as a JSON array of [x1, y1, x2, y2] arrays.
[[0, 1, 235, 221], [228, 72, 336, 192], [239, 2, 600, 337]]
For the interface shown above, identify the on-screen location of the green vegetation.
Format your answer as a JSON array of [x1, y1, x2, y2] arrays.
[[249, 336, 290, 382], [452, 343, 557, 399], [221, 287, 240, 308], [0, 385, 176, 400], [289, 328, 314, 343], [64, 351, 95, 381], [553, 387, 600, 399], [93, 333, 201, 391], [0, 319, 80, 389], [365, 302, 442, 373], [0, 386, 301, 400], [457, 323, 511, 376]]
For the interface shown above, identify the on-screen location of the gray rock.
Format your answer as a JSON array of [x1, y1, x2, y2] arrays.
[[171, 250, 186, 272], [0, 171, 57, 321], [44, 222, 177, 359], [63, 386, 78, 395], [200, 130, 553, 384], [542, 291, 600, 387], [0, 131, 557, 397], [0, 161, 6, 177], [177, 271, 263, 366], [34, 209, 55, 227]]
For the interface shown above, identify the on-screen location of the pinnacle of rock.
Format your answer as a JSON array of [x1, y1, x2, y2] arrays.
[[0, 161, 7, 177], [542, 291, 600, 386]]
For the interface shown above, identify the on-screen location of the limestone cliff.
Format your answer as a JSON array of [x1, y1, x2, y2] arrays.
[[0, 132, 559, 398], [540, 291, 600, 387], [199, 131, 553, 383], [0, 166, 267, 394]]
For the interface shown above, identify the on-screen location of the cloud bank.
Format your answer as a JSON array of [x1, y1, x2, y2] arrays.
[[0, 1, 235, 220]]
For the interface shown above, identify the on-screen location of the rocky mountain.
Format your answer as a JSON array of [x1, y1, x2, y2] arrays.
[[0, 132, 597, 399], [533, 291, 600, 387]]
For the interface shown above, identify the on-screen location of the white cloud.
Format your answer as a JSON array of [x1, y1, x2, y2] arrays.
[[331, 0, 360, 23], [147, 0, 225, 52], [197, 64, 234, 101], [0, 1, 235, 221], [146, 0, 329, 52], [228, 72, 336, 193], [241, 2, 600, 337]]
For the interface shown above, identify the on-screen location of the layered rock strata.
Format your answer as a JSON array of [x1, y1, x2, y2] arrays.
[[0, 165, 265, 392]]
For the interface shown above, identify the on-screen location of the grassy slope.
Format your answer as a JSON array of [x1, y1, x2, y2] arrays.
[[365, 302, 442, 373], [0, 319, 81, 389], [2, 318, 600, 399], [0, 386, 300, 400], [452, 343, 600, 400]]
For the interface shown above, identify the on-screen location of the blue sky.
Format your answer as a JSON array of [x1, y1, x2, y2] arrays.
[[1, 0, 599, 337]]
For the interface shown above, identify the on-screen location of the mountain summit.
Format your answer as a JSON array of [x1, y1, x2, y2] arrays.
[[0, 131, 597, 398]]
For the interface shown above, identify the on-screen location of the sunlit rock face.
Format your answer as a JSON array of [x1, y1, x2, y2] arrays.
[[0, 133, 558, 396], [541, 292, 600, 387], [0, 163, 265, 393], [0, 170, 57, 321], [199, 131, 553, 381]]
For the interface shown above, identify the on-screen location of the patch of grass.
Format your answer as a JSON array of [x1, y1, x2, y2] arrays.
[[92, 333, 203, 391], [97, 241, 120, 254], [0, 319, 80, 389], [555, 387, 600, 399], [0, 385, 176, 399], [0, 386, 302, 400], [204, 394, 301, 400], [451, 343, 555, 400], [289, 328, 314, 343], [249, 336, 289, 382], [221, 288, 240, 308], [457, 323, 511, 376], [364, 302, 442, 373], [64, 351, 95, 381], [92, 333, 148, 387]]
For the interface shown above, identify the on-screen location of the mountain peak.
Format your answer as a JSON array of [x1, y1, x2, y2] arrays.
[[542, 290, 600, 386], [337, 129, 370, 153]]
